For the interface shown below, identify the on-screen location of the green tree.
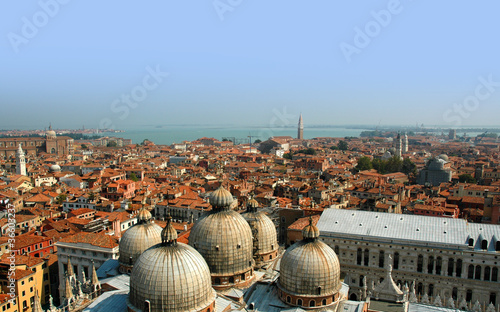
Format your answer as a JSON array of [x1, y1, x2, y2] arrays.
[[81, 144, 88, 150], [355, 157, 373, 171], [129, 173, 139, 182], [459, 174, 476, 184], [283, 153, 293, 160], [107, 141, 117, 147], [56, 194, 67, 205], [254, 139, 262, 144], [402, 158, 417, 176], [330, 145, 338, 150], [337, 140, 349, 151]]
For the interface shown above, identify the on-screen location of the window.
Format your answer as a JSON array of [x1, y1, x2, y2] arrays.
[[448, 258, 454, 276], [364, 249, 369, 266], [475, 266, 481, 280], [394, 252, 399, 270], [436, 257, 442, 275], [428, 284, 434, 297], [428, 256, 434, 274], [356, 249, 362, 265], [456, 259, 463, 277], [466, 289, 472, 302], [468, 265, 474, 279], [484, 267, 491, 281], [417, 255, 423, 272], [297, 299, 303, 306], [491, 267, 498, 282]]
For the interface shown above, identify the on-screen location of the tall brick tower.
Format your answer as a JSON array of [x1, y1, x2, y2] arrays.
[[298, 114, 304, 140]]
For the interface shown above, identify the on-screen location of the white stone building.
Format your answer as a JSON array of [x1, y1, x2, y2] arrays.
[[317, 209, 500, 308]]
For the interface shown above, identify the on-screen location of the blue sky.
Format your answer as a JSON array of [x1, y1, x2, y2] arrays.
[[1, 1, 499, 130]]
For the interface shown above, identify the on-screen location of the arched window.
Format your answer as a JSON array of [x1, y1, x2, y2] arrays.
[[417, 283, 423, 295], [481, 240, 488, 250], [215, 278, 221, 284], [448, 258, 454, 276], [394, 252, 399, 270], [229, 276, 234, 283], [286, 296, 291, 303], [364, 249, 369, 266], [349, 293, 358, 301], [468, 264, 474, 279], [496, 241, 500, 251], [322, 299, 327, 306], [436, 257, 442, 275], [357, 248, 362, 265], [428, 284, 434, 297], [379, 250, 384, 268], [297, 299, 303, 306], [491, 267, 498, 282], [428, 256, 434, 274], [359, 275, 364, 287], [334, 245, 339, 255], [309, 300, 316, 307], [484, 266, 491, 281], [466, 289, 472, 302], [490, 293, 497, 306], [468, 238, 474, 247], [475, 266, 481, 280], [417, 255, 423, 272], [452, 287, 458, 300], [456, 259, 463, 277]]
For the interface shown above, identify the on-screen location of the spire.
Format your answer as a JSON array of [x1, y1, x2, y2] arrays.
[[91, 261, 99, 286], [67, 258, 74, 276], [64, 275, 74, 301], [161, 214, 178, 246], [32, 289, 44, 312]]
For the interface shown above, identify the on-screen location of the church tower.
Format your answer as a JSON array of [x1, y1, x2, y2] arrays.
[[403, 133, 409, 153], [298, 114, 304, 140], [395, 133, 402, 158], [16, 144, 26, 176]]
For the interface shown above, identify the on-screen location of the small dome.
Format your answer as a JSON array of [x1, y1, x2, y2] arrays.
[[209, 185, 234, 209], [279, 234, 341, 305], [137, 208, 152, 223], [247, 198, 259, 209], [49, 164, 61, 172], [119, 221, 162, 271], [438, 154, 449, 162], [129, 240, 216, 312], [161, 215, 178, 244], [46, 130, 56, 139], [242, 209, 278, 266], [302, 216, 320, 240]]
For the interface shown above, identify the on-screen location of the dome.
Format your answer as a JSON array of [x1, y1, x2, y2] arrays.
[[438, 154, 449, 162], [247, 198, 259, 210], [46, 130, 56, 139], [129, 219, 216, 312], [278, 220, 341, 308], [137, 208, 152, 223], [209, 185, 234, 209], [242, 208, 278, 266], [301, 216, 319, 240], [119, 215, 162, 273], [189, 186, 255, 289], [49, 164, 61, 172]]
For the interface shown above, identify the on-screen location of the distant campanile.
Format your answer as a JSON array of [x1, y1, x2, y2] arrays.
[[298, 114, 304, 140]]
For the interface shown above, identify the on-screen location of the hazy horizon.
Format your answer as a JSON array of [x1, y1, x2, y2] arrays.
[[1, 1, 499, 130]]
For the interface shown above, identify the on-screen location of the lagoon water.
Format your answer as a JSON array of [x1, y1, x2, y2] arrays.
[[105, 126, 366, 145]]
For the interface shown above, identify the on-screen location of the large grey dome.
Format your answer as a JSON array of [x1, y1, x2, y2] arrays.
[[278, 219, 341, 308], [128, 218, 216, 312], [189, 185, 254, 288], [242, 201, 278, 267], [119, 209, 162, 273]]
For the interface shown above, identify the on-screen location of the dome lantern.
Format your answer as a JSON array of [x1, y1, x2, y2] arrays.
[[161, 214, 178, 246]]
